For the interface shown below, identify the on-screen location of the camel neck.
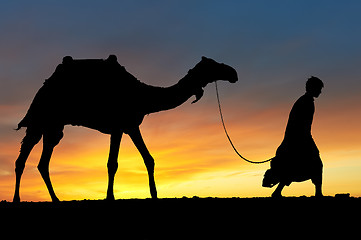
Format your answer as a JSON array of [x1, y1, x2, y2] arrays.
[[144, 74, 199, 114]]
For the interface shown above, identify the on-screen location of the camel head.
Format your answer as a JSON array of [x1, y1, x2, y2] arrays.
[[188, 56, 238, 103]]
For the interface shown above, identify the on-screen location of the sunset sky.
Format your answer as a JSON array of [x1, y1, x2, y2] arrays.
[[1, 0, 361, 201]]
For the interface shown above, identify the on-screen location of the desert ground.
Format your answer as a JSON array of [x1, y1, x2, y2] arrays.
[[1, 196, 359, 239]]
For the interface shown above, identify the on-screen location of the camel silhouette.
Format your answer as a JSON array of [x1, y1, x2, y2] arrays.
[[13, 55, 238, 202]]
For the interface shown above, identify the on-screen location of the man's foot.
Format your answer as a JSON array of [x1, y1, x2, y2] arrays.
[[315, 192, 324, 198], [271, 192, 283, 198]]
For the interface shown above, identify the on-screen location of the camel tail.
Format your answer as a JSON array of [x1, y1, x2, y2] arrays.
[[15, 121, 24, 131], [15, 117, 28, 131]]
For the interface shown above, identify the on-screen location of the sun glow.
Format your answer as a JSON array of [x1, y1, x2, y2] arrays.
[[2, 93, 360, 202]]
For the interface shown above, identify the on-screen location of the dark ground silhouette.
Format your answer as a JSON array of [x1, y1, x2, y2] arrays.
[[13, 55, 237, 202], [1, 196, 359, 239], [263, 77, 324, 197]]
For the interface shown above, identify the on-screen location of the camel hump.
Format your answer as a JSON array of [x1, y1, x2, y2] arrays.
[[106, 54, 117, 62], [62, 54, 117, 64], [18, 54, 143, 128], [48, 54, 123, 83], [62, 56, 73, 64]]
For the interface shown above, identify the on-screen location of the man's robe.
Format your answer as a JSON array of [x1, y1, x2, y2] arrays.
[[263, 94, 323, 187]]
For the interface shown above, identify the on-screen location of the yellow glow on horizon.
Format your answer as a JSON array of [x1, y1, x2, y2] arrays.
[[1, 95, 361, 201]]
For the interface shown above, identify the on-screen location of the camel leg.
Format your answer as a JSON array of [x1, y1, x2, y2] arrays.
[[129, 127, 158, 199], [106, 131, 123, 201], [312, 173, 323, 197], [13, 128, 42, 202], [314, 182, 323, 197], [38, 129, 63, 202]]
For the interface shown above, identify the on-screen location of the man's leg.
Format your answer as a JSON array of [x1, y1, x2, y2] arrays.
[[272, 182, 285, 198]]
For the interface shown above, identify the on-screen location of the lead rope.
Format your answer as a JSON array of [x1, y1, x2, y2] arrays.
[[215, 81, 273, 164]]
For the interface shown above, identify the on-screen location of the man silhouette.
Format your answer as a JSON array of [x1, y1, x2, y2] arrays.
[[263, 76, 324, 197]]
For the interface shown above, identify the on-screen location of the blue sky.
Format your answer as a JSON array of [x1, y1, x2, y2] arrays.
[[1, 1, 361, 200], [1, 1, 361, 102]]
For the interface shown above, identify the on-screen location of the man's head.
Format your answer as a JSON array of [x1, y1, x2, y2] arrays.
[[306, 76, 324, 98]]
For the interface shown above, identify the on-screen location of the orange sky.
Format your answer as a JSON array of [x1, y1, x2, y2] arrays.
[[1, 83, 360, 201], [1, 1, 361, 201]]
